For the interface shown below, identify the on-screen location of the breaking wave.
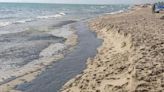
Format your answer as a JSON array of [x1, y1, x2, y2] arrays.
[[0, 12, 66, 27], [37, 12, 66, 19]]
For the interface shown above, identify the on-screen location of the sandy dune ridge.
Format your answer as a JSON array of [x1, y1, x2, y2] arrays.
[[61, 6, 164, 92]]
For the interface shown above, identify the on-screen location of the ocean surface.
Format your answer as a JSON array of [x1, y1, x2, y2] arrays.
[[0, 3, 129, 31], [0, 3, 129, 91]]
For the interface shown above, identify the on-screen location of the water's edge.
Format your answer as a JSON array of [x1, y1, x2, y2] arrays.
[[15, 21, 102, 92]]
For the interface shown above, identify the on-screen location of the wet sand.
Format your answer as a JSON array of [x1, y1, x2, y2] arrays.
[[61, 6, 164, 92]]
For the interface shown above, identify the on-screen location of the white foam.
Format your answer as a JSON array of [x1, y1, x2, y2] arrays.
[[0, 12, 66, 28], [59, 12, 66, 15], [37, 12, 66, 19], [0, 19, 34, 28], [106, 10, 125, 15], [0, 22, 12, 27], [15, 19, 34, 24]]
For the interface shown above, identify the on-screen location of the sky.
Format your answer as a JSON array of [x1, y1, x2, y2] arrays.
[[0, 0, 163, 4]]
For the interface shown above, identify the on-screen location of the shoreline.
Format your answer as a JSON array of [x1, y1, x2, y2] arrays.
[[0, 23, 78, 92], [14, 22, 101, 92], [0, 4, 131, 92], [61, 5, 164, 92], [0, 6, 129, 92]]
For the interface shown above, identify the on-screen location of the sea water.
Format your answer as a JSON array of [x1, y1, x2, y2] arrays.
[[0, 3, 129, 84], [0, 3, 129, 29]]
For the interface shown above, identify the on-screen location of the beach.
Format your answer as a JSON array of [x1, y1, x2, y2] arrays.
[[0, 3, 130, 92], [61, 5, 164, 92]]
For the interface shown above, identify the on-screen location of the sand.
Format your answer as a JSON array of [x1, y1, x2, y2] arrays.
[[61, 6, 164, 92]]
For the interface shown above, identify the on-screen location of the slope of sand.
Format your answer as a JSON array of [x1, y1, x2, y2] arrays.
[[61, 6, 164, 92]]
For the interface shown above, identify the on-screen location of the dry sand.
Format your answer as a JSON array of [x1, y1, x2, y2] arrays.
[[61, 6, 164, 92]]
